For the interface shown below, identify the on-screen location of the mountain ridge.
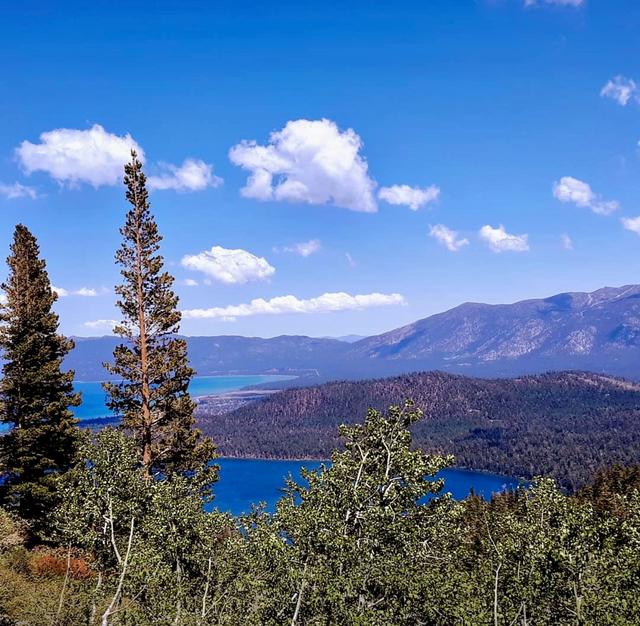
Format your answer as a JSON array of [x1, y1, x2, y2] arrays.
[[66, 284, 640, 380]]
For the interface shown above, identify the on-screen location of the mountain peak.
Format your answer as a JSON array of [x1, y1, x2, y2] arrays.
[[348, 284, 640, 374]]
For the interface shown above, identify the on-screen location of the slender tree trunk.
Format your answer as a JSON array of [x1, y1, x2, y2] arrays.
[[53, 545, 72, 625], [173, 552, 182, 625], [199, 556, 213, 624], [132, 197, 152, 477], [494, 562, 502, 626], [291, 562, 308, 626], [101, 517, 135, 626], [89, 571, 103, 626]]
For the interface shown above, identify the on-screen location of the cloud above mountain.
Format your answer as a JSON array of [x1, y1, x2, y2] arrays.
[[229, 118, 378, 212], [182, 291, 406, 321], [83, 319, 118, 331], [278, 239, 322, 257], [479, 225, 529, 253], [378, 184, 440, 210], [16, 124, 144, 187], [53, 286, 104, 297], [181, 246, 275, 284], [429, 224, 469, 252], [147, 159, 222, 192], [16, 124, 217, 193], [601, 76, 638, 106], [0, 182, 38, 199], [621, 216, 640, 236], [553, 176, 619, 215], [561, 234, 574, 251]]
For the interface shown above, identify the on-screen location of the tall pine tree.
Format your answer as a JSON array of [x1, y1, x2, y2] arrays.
[[104, 151, 215, 480], [0, 224, 80, 525]]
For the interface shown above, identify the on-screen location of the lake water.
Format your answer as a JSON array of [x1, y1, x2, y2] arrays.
[[210, 458, 521, 515], [63, 377, 520, 511], [72, 375, 295, 420]]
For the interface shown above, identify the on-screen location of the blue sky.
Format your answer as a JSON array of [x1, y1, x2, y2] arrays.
[[0, 0, 639, 338]]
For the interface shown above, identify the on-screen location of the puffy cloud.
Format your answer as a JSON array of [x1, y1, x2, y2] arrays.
[[429, 224, 469, 252], [229, 118, 377, 212], [182, 291, 406, 321], [147, 159, 222, 192], [479, 225, 529, 253], [378, 184, 440, 210], [83, 319, 118, 330], [0, 182, 38, 199], [621, 216, 640, 235], [524, 0, 583, 6], [553, 176, 618, 215], [181, 246, 275, 285], [280, 239, 322, 257], [600, 76, 638, 106], [16, 124, 143, 187], [53, 286, 102, 297], [561, 234, 574, 250]]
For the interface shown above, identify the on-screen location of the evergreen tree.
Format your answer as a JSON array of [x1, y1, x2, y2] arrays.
[[0, 224, 80, 526], [104, 151, 215, 480]]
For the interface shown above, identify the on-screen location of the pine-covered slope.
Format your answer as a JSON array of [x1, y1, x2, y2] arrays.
[[198, 370, 640, 491]]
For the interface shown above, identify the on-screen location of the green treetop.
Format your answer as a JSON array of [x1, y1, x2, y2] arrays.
[[104, 152, 215, 480], [0, 224, 80, 527]]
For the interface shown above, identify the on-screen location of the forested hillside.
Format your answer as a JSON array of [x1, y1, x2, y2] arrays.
[[199, 370, 640, 490]]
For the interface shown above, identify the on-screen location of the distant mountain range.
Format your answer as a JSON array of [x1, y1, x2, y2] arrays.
[[67, 284, 640, 381]]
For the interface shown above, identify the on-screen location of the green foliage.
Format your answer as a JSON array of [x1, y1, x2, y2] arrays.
[[1, 402, 640, 625], [53, 428, 224, 624], [0, 224, 80, 530], [273, 402, 453, 624], [103, 152, 215, 479]]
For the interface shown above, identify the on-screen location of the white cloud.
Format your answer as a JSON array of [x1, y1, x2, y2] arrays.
[[0, 182, 38, 199], [75, 287, 99, 297], [182, 291, 406, 321], [16, 124, 143, 187], [345, 252, 356, 268], [621, 216, 640, 235], [553, 176, 618, 215], [429, 224, 469, 252], [181, 278, 199, 287], [229, 118, 377, 212], [281, 239, 322, 257], [600, 76, 638, 106], [83, 319, 118, 330], [181, 246, 275, 285], [479, 225, 530, 253], [0, 293, 7, 305], [378, 184, 440, 210], [561, 234, 574, 250], [147, 158, 222, 192], [524, 0, 584, 6], [53, 286, 101, 297]]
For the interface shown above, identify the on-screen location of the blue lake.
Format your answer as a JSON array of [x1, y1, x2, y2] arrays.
[[72, 375, 295, 420], [68, 377, 520, 512], [210, 458, 521, 516]]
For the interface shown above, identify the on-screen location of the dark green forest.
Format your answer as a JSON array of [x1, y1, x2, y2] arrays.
[[200, 370, 640, 491], [0, 155, 639, 624]]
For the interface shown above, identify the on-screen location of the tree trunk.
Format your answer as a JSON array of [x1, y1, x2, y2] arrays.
[[132, 190, 152, 478]]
